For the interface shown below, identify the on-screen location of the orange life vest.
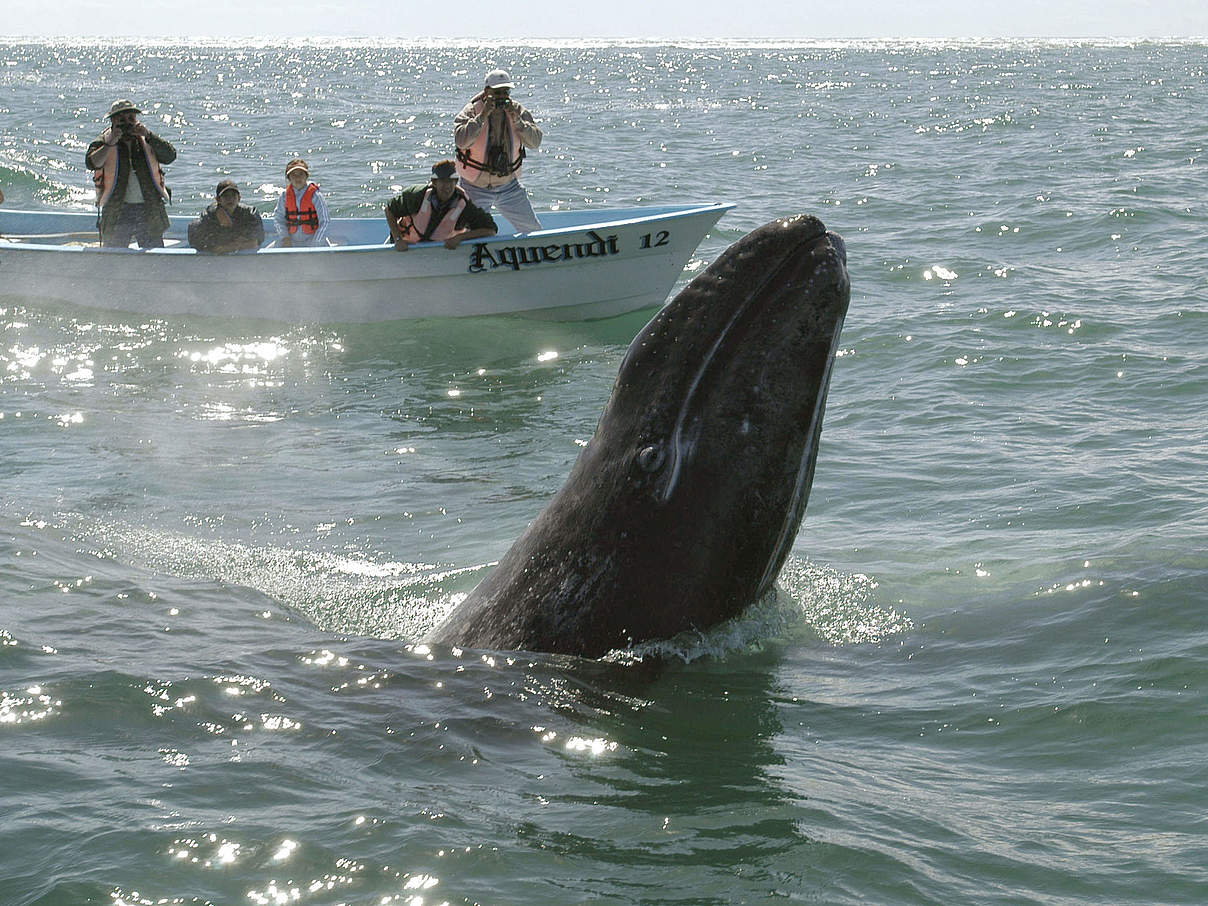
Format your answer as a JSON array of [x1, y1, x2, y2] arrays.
[[455, 96, 525, 186], [93, 136, 170, 207], [284, 183, 320, 234], [396, 187, 469, 243]]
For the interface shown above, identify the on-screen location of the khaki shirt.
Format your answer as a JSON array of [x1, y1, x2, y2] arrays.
[[454, 98, 542, 189]]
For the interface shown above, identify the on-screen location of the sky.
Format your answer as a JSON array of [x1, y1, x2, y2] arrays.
[[3, 0, 1206, 39]]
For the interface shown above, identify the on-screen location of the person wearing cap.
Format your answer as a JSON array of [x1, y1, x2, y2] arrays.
[[384, 159, 498, 253], [272, 158, 330, 247], [454, 69, 543, 234], [187, 180, 265, 254], [85, 99, 177, 248]]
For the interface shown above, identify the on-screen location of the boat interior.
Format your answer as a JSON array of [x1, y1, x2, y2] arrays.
[[0, 204, 725, 253]]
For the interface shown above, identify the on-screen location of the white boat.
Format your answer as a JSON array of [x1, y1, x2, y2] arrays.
[[0, 203, 732, 322]]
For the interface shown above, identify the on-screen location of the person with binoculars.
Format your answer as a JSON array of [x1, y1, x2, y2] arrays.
[[85, 99, 176, 248], [453, 69, 543, 234]]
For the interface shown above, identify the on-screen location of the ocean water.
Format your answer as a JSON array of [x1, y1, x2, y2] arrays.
[[2, 38, 1207, 905]]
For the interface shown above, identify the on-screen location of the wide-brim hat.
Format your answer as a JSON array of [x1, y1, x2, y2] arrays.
[[215, 179, 240, 197], [484, 69, 514, 89], [107, 99, 141, 118]]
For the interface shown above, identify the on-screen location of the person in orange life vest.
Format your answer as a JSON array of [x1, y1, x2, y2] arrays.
[[454, 69, 543, 234], [384, 159, 498, 252], [272, 158, 329, 247], [187, 180, 265, 253], [85, 99, 176, 248]]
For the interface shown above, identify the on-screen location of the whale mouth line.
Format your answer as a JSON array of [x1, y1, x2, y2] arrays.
[[657, 229, 837, 505], [755, 315, 845, 597]]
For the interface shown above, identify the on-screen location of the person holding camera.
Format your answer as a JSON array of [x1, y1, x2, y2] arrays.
[[85, 99, 176, 248], [454, 69, 543, 234]]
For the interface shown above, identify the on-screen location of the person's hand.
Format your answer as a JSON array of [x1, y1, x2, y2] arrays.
[[393, 237, 410, 252], [102, 126, 119, 146], [444, 235, 463, 249], [129, 122, 150, 138], [481, 92, 496, 114]]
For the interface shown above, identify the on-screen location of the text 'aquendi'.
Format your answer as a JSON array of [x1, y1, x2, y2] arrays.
[[469, 229, 623, 273]]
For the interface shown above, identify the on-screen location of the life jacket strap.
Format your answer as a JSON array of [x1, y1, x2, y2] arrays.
[[456, 144, 525, 176]]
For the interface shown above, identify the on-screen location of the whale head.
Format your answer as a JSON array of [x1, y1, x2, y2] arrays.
[[429, 214, 851, 657]]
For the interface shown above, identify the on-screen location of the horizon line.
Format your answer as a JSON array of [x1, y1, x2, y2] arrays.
[[2, 34, 1206, 43]]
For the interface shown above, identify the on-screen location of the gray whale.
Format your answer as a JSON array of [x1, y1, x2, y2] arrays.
[[429, 214, 851, 657]]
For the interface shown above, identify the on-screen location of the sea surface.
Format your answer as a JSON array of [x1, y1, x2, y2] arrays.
[[2, 38, 1207, 905]]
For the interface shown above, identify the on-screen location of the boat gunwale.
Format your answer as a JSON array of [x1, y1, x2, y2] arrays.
[[0, 202, 734, 255]]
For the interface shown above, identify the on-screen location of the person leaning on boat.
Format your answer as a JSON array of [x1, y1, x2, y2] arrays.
[[85, 99, 176, 249], [187, 180, 265, 253], [454, 69, 543, 234], [385, 159, 497, 252]]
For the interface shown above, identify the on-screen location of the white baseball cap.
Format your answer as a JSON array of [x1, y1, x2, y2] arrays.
[[484, 69, 514, 89]]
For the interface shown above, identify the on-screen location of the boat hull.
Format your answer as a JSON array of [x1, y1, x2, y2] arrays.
[[0, 204, 731, 322]]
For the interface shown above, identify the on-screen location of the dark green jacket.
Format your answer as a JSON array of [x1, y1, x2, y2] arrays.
[[386, 184, 497, 236], [85, 131, 177, 236], [187, 203, 265, 252]]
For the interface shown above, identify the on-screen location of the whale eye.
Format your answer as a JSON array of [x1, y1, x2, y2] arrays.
[[636, 444, 665, 473]]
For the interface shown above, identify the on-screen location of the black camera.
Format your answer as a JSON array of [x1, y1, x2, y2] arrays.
[[496, 96, 512, 109]]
